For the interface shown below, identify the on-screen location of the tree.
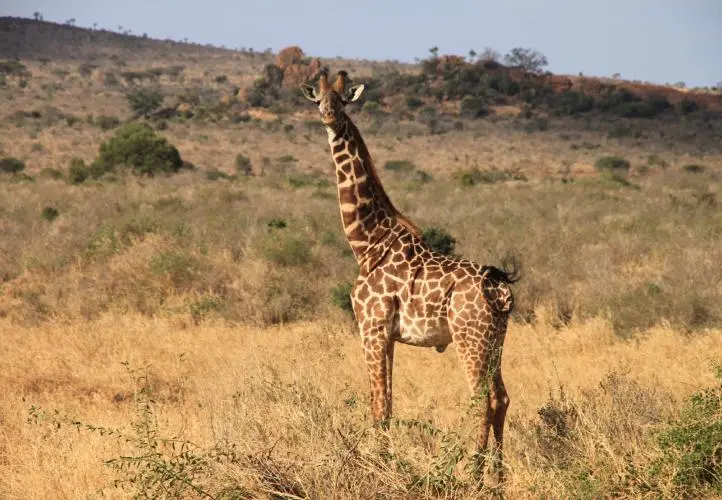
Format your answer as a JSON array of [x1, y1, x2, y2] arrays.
[[95, 122, 183, 176], [468, 49, 477, 62], [126, 88, 164, 117], [503, 47, 548, 74], [33, 11, 43, 21], [428, 46, 439, 59], [65, 18, 76, 26], [480, 47, 500, 62]]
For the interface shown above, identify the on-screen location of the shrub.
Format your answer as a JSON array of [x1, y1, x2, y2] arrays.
[[262, 232, 312, 267], [595, 156, 630, 172], [331, 281, 354, 315], [39, 167, 64, 180], [205, 168, 233, 181], [95, 123, 183, 176], [0, 157, 25, 173], [41, 206, 59, 221], [67, 158, 90, 184], [459, 96, 489, 119], [126, 88, 164, 117], [421, 227, 457, 256], [653, 365, 722, 494], [103, 72, 119, 86], [458, 168, 521, 186], [405, 96, 424, 110], [150, 251, 197, 290], [503, 47, 548, 74], [0, 60, 30, 77], [681, 164, 705, 174], [553, 90, 595, 115], [96, 115, 120, 131], [384, 160, 416, 172], [679, 99, 698, 115]]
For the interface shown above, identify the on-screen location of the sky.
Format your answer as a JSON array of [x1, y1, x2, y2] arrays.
[[3, 1, 721, 87]]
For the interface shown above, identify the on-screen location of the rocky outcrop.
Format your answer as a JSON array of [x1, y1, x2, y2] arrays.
[[275, 45, 322, 87]]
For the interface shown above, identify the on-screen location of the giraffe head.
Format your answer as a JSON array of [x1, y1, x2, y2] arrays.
[[300, 70, 365, 130]]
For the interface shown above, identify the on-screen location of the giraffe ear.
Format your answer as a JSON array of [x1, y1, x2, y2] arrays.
[[346, 83, 365, 103], [300, 84, 319, 103]]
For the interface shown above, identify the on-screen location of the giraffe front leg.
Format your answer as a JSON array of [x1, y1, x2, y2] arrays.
[[362, 327, 393, 427]]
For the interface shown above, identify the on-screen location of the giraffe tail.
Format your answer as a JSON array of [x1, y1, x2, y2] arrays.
[[480, 265, 518, 313]]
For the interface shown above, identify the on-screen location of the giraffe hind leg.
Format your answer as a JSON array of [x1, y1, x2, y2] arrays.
[[489, 369, 509, 482]]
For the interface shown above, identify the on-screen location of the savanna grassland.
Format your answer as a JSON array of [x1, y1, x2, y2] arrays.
[[1, 17, 722, 499]]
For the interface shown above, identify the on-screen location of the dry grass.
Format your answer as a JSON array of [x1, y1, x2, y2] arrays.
[[1, 314, 720, 498]]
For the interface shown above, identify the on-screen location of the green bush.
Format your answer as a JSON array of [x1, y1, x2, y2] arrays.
[[679, 99, 698, 115], [0, 60, 30, 77], [262, 232, 312, 267], [384, 160, 416, 172], [331, 281, 354, 315], [205, 168, 233, 181], [421, 227, 457, 256], [96, 115, 120, 131], [103, 72, 119, 87], [653, 365, 722, 494], [405, 96, 424, 110], [0, 157, 25, 173], [235, 153, 252, 175], [595, 156, 630, 172], [553, 90, 595, 115], [95, 123, 183, 176], [457, 168, 521, 186], [67, 158, 90, 184], [126, 88, 164, 116], [41, 206, 59, 221], [459, 96, 489, 119], [681, 164, 705, 174], [39, 167, 65, 180]]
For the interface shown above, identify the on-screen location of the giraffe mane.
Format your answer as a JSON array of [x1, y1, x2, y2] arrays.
[[344, 115, 423, 239]]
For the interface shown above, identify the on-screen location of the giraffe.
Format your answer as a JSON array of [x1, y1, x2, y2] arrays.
[[300, 70, 518, 479]]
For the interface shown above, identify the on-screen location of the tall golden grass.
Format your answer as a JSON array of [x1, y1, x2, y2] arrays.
[[2, 313, 719, 498]]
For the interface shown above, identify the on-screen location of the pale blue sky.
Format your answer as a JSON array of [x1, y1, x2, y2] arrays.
[[3, 1, 721, 87]]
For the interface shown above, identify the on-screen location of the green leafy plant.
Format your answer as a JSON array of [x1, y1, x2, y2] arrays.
[[67, 158, 90, 184], [41, 206, 59, 221], [384, 160, 416, 172], [595, 155, 630, 172], [28, 361, 223, 498], [0, 157, 25, 173], [653, 364, 722, 494], [331, 281, 354, 315], [234, 153, 252, 175], [126, 88, 164, 117], [421, 227, 457, 256], [94, 123, 183, 176]]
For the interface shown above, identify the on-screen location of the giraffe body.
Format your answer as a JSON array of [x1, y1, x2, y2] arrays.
[[301, 71, 517, 481]]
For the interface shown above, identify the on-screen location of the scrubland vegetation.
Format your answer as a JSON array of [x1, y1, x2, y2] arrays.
[[1, 16, 721, 499]]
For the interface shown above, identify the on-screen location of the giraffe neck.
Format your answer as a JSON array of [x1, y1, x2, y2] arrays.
[[327, 115, 420, 263]]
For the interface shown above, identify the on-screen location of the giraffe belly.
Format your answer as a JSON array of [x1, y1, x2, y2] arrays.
[[396, 315, 452, 348]]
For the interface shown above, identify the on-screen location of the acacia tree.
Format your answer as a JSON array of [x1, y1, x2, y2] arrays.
[[480, 47, 501, 62], [504, 47, 548, 74]]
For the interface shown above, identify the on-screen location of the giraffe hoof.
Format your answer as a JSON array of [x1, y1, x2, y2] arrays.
[[435, 344, 448, 353]]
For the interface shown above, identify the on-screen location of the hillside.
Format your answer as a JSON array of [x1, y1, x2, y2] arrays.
[[1, 17, 722, 499]]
